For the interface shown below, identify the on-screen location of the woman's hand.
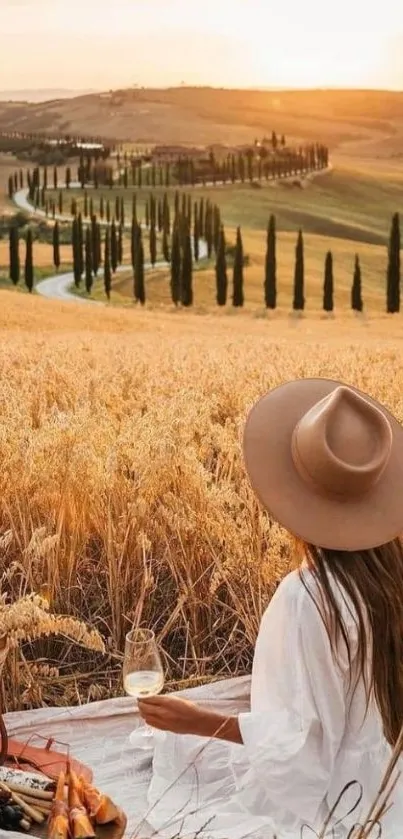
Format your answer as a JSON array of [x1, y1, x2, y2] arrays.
[[137, 695, 243, 743], [137, 695, 207, 736]]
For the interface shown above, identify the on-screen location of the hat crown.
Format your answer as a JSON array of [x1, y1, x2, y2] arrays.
[[291, 386, 393, 498]]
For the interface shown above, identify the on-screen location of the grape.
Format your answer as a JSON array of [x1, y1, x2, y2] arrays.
[[1, 804, 23, 829]]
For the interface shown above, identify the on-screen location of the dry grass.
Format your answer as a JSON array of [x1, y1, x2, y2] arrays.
[[1, 292, 403, 710], [0, 240, 70, 270]]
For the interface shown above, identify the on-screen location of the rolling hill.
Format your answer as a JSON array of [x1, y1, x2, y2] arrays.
[[1, 87, 403, 153]]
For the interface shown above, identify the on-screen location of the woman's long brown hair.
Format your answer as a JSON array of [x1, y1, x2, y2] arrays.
[[300, 538, 403, 747]]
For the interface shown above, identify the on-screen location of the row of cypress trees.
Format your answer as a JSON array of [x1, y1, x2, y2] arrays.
[[7, 141, 329, 200], [8, 228, 34, 292], [266, 223, 363, 313], [6, 211, 400, 313], [28, 186, 223, 266]]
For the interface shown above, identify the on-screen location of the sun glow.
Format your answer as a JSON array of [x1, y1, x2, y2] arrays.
[[250, 29, 385, 89], [0, 0, 401, 90]]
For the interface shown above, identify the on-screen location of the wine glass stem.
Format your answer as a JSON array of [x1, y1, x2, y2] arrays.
[[142, 723, 153, 738]]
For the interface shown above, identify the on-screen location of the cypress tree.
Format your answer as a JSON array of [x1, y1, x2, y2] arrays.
[[19, 169, 24, 189], [53, 221, 60, 270], [115, 195, 120, 223], [118, 223, 123, 265], [213, 205, 221, 254], [43, 167, 48, 189], [138, 166, 142, 189], [8, 176, 13, 199], [85, 226, 93, 294], [323, 251, 334, 312], [111, 220, 118, 272], [162, 226, 170, 262], [215, 225, 228, 306], [53, 166, 58, 190], [106, 199, 111, 224], [170, 225, 181, 305], [149, 194, 156, 228], [162, 193, 170, 235], [232, 227, 244, 307], [71, 198, 77, 217], [84, 191, 88, 218], [79, 154, 85, 189], [104, 228, 112, 300], [199, 198, 205, 238], [134, 229, 145, 304], [91, 216, 99, 275], [193, 203, 199, 262], [96, 222, 102, 270], [72, 218, 81, 286], [174, 191, 180, 219], [145, 201, 149, 228], [246, 150, 253, 183], [58, 190, 63, 215], [100, 195, 104, 220], [149, 224, 157, 266], [293, 230, 305, 311], [158, 199, 163, 233], [165, 163, 170, 188], [264, 214, 277, 309], [205, 203, 213, 259], [181, 225, 193, 306], [9, 227, 20, 285], [120, 196, 125, 227], [132, 193, 137, 224], [66, 167, 71, 189], [131, 219, 137, 268], [351, 254, 363, 312], [89, 196, 94, 220], [77, 213, 84, 278], [24, 229, 34, 293], [123, 167, 128, 189], [386, 213, 400, 313]]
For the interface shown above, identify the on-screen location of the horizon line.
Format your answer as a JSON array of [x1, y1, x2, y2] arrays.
[[1, 84, 403, 96]]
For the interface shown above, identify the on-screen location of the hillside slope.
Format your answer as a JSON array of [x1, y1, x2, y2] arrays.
[[1, 87, 403, 150]]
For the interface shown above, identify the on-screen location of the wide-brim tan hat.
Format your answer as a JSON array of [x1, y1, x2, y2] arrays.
[[243, 378, 403, 551]]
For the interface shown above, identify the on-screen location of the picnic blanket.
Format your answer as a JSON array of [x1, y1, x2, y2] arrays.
[[1, 675, 253, 839]]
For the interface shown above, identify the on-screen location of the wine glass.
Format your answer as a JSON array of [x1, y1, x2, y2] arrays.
[[123, 628, 164, 747]]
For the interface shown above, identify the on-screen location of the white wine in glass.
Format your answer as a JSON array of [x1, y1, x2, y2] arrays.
[[123, 628, 164, 746]]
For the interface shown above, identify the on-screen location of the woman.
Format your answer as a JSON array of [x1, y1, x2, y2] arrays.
[[138, 379, 403, 838]]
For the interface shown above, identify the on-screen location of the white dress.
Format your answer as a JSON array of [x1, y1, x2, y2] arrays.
[[145, 568, 403, 838]]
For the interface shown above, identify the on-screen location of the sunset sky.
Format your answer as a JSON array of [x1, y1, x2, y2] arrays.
[[1, 0, 403, 92]]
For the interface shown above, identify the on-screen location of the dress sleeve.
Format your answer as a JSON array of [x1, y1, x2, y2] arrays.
[[237, 570, 357, 825]]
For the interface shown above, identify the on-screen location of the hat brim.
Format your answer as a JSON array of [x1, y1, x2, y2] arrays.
[[243, 378, 403, 551]]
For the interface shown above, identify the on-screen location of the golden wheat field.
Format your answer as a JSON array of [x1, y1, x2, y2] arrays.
[[2, 291, 403, 711]]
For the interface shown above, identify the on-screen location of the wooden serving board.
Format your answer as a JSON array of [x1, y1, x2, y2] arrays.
[[31, 809, 127, 839]]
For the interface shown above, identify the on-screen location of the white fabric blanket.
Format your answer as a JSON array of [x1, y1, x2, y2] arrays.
[[1, 676, 252, 839]]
